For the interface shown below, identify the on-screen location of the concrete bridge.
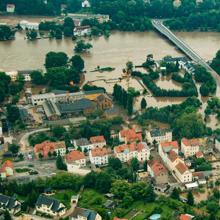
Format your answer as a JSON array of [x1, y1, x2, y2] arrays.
[[152, 19, 220, 90]]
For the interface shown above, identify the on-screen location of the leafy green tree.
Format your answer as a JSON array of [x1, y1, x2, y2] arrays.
[[170, 188, 180, 200], [45, 52, 68, 69], [26, 30, 38, 40], [63, 26, 73, 37], [95, 172, 112, 193], [141, 98, 147, 110], [8, 144, 20, 154], [56, 154, 67, 170], [25, 190, 38, 208], [127, 94, 133, 115], [3, 210, 12, 220], [30, 71, 44, 85], [71, 55, 85, 72], [51, 126, 66, 139], [131, 158, 139, 172], [108, 157, 122, 170], [74, 40, 93, 53], [7, 105, 20, 123], [0, 25, 15, 41], [55, 28, 63, 39], [38, 153, 43, 160], [187, 191, 194, 206], [64, 17, 75, 29]]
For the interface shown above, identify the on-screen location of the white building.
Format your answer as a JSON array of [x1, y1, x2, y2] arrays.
[[114, 142, 150, 163], [159, 141, 192, 183], [89, 135, 106, 148], [73, 138, 94, 152], [19, 20, 39, 30], [82, 0, 91, 8], [89, 147, 109, 166], [35, 194, 66, 217], [146, 129, 172, 144], [6, 4, 15, 13], [181, 138, 200, 158], [74, 26, 91, 37]]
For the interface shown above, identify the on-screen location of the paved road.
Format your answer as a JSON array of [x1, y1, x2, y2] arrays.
[[152, 19, 220, 95]]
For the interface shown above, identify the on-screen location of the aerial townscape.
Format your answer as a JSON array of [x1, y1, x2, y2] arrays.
[[1, 0, 220, 220]]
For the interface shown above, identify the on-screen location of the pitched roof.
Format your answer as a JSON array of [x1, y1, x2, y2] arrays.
[[179, 214, 194, 220], [70, 207, 98, 220], [150, 128, 171, 137], [91, 147, 109, 157], [168, 150, 179, 162], [175, 161, 188, 174], [120, 128, 142, 143], [148, 160, 168, 176], [90, 135, 106, 144], [181, 138, 200, 147], [34, 141, 66, 157], [0, 160, 13, 174], [114, 142, 149, 154], [0, 194, 19, 209], [74, 138, 90, 147], [36, 195, 65, 213], [65, 150, 85, 163], [160, 141, 178, 153], [195, 151, 204, 158]]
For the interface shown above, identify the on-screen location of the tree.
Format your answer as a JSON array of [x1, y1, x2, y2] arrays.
[[170, 188, 180, 200], [26, 30, 38, 40], [95, 172, 112, 193], [30, 71, 44, 85], [108, 157, 122, 170], [187, 191, 194, 206], [8, 144, 20, 155], [38, 153, 43, 160], [141, 98, 147, 110], [45, 52, 68, 69], [127, 94, 133, 115], [71, 55, 85, 72], [55, 28, 62, 39], [126, 61, 133, 75], [25, 190, 38, 208], [74, 40, 93, 53], [131, 158, 139, 172], [7, 105, 20, 123], [0, 25, 15, 41], [51, 126, 66, 139], [56, 154, 67, 170], [3, 210, 12, 220], [64, 17, 75, 29]]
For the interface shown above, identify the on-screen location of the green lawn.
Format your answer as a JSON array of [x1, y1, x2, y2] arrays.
[[51, 189, 76, 209], [78, 189, 107, 210]]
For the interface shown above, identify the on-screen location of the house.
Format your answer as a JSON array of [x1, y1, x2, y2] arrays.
[[159, 141, 192, 183], [89, 147, 109, 166], [65, 150, 86, 172], [179, 214, 194, 220], [181, 138, 200, 158], [74, 26, 91, 37], [195, 151, 204, 159], [73, 138, 93, 152], [148, 160, 168, 185], [82, 0, 91, 8], [114, 142, 150, 163], [6, 4, 15, 13], [0, 194, 21, 214], [35, 194, 66, 217], [34, 141, 66, 158], [146, 128, 172, 144], [86, 93, 112, 110], [70, 207, 102, 220], [0, 160, 13, 178], [90, 135, 106, 148], [119, 128, 142, 144], [19, 20, 39, 30]]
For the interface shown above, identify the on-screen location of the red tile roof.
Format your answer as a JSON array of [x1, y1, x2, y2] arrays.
[[65, 150, 85, 163], [148, 160, 168, 176], [0, 160, 13, 174], [91, 147, 109, 157], [168, 150, 179, 162], [120, 128, 142, 143], [89, 135, 106, 144], [34, 141, 66, 157], [195, 151, 204, 158], [161, 141, 178, 149], [179, 214, 193, 220], [114, 142, 146, 154], [182, 138, 200, 147], [175, 161, 188, 174]]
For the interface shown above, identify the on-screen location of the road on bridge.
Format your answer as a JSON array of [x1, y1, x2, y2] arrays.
[[152, 19, 220, 95]]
